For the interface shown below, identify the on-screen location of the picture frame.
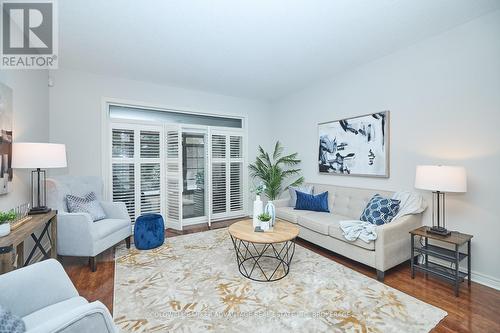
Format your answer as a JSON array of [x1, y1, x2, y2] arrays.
[[318, 111, 390, 178]]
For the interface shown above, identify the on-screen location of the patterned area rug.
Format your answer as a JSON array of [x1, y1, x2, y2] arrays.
[[114, 228, 446, 332]]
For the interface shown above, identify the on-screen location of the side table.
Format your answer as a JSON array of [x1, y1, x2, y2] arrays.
[[410, 226, 472, 296], [0, 210, 57, 274]]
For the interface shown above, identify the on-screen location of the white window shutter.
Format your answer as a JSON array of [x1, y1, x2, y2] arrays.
[[112, 163, 136, 221], [229, 135, 244, 213], [139, 130, 161, 214], [211, 134, 227, 216], [111, 128, 136, 220], [165, 124, 183, 230]]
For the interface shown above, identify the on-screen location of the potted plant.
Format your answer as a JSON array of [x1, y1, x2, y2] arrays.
[[0, 210, 17, 237], [249, 141, 303, 201], [257, 212, 272, 231]]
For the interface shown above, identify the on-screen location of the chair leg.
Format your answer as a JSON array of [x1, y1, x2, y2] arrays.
[[89, 256, 97, 272], [376, 270, 385, 282], [125, 236, 131, 249]]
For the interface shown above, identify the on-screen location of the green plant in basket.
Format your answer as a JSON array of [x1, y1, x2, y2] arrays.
[[257, 212, 271, 222], [0, 210, 17, 225]]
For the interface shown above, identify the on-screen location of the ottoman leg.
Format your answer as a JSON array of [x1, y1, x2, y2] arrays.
[[125, 236, 131, 249]]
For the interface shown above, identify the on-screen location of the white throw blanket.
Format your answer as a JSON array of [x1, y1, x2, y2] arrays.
[[339, 191, 427, 243], [391, 191, 427, 220], [339, 220, 378, 243]]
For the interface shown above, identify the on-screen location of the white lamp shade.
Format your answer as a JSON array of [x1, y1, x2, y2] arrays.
[[415, 165, 467, 193], [12, 143, 67, 169]]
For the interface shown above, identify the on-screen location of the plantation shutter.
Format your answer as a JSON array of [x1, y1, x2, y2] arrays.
[[210, 132, 245, 218], [165, 124, 183, 230], [111, 129, 136, 220], [211, 134, 227, 215], [140, 130, 161, 214], [229, 135, 244, 212]]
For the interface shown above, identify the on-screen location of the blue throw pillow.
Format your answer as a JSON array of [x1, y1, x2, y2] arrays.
[[360, 194, 401, 225], [295, 190, 330, 213]]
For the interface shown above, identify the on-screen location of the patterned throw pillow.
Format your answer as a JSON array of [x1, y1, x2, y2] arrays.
[[66, 192, 106, 222], [360, 194, 401, 225], [0, 306, 25, 333]]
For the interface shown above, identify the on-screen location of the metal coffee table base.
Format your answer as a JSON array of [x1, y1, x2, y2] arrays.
[[230, 235, 296, 282]]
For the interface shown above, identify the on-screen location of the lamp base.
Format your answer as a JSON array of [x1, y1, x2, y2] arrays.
[[29, 206, 52, 215], [427, 226, 451, 236]]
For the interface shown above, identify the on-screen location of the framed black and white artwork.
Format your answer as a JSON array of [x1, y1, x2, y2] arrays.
[[318, 111, 389, 177], [0, 83, 13, 194]]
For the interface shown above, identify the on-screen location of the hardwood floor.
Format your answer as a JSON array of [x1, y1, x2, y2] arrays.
[[61, 219, 500, 333]]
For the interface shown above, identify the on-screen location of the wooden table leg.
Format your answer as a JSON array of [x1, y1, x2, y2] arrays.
[[0, 247, 14, 274], [16, 242, 24, 268], [50, 215, 57, 259]]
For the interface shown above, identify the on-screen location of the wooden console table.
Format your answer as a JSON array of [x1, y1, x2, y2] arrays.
[[0, 210, 57, 274]]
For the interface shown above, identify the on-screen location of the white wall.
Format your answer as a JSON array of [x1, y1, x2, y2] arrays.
[[271, 11, 500, 288], [0, 71, 50, 211], [49, 69, 273, 212], [0, 70, 50, 261]]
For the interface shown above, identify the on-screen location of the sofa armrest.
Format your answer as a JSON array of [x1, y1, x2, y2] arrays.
[[273, 198, 291, 208], [27, 301, 118, 333], [57, 212, 95, 257], [100, 201, 131, 221], [374, 214, 423, 271], [0, 259, 79, 318]]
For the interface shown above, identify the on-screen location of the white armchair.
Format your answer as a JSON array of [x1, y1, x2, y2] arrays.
[[47, 176, 132, 271], [0, 259, 119, 333]]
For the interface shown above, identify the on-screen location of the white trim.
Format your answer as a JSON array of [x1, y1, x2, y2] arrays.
[[104, 97, 245, 123], [470, 270, 500, 291]]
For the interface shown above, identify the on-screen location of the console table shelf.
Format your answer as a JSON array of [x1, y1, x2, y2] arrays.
[[410, 226, 472, 297]]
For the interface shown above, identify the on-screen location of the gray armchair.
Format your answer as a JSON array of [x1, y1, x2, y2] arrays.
[[0, 259, 119, 333], [47, 176, 132, 271]]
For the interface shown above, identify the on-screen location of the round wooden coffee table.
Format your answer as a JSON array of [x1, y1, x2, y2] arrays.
[[228, 219, 299, 282]]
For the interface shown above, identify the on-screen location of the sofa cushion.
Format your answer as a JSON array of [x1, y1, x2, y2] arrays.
[[297, 212, 348, 235], [23, 297, 88, 330], [297, 212, 376, 250], [275, 207, 312, 224], [92, 218, 131, 240], [328, 223, 375, 251]]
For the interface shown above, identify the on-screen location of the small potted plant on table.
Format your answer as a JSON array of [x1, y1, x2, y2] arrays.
[[257, 212, 272, 232], [0, 210, 17, 237]]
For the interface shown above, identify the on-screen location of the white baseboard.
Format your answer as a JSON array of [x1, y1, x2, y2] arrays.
[[470, 270, 500, 291]]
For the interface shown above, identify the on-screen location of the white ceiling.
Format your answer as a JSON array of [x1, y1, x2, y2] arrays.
[[58, 0, 500, 101]]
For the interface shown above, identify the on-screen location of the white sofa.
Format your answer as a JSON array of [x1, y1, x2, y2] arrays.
[[46, 176, 132, 271], [274, 183, 423, 281], [0, 259, 118, 333]]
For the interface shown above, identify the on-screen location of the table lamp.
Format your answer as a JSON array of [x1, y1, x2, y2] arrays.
[[12, 143, 67, 215], [415, 165, 467, 236]]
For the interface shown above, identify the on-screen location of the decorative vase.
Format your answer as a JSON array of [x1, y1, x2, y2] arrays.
[[265, 201, 276, 227], [253, 195, 263, 228], [0, 223, 11, 237]]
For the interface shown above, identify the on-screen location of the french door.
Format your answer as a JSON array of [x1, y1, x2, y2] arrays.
[[110, 122, 245, 230], [210, 129, 245, 221], [110, 122, 164, 222]]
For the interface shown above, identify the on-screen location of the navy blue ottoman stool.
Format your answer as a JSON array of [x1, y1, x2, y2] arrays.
[[134, 213, 165, 250]]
